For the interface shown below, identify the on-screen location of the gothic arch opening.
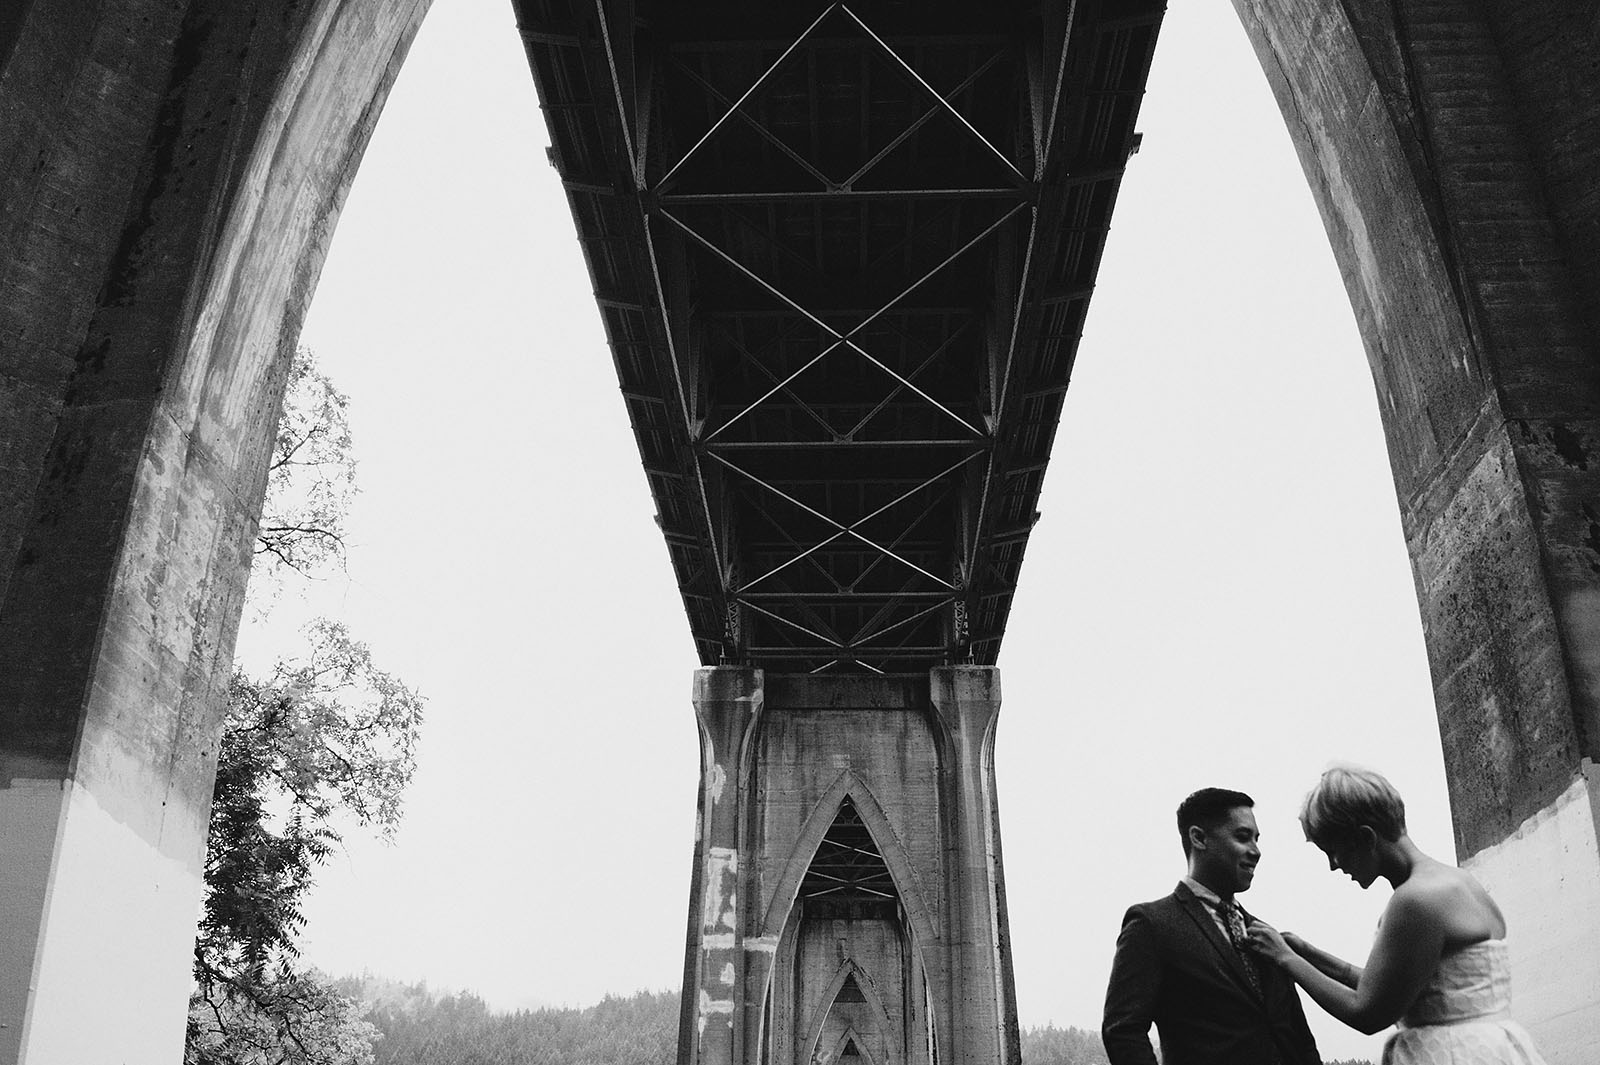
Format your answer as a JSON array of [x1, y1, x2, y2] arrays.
[[804, 972, 894, 1065], [772, 796, 930, 1065], [822, 1026, 882, 1065], [760, 775, 939, 951]]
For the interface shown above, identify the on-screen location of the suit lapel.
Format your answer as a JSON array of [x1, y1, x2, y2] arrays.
[[1174, 882, 1263, 1001]]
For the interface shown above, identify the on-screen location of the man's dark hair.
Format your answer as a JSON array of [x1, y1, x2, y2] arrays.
[[1176, 788, 1254, 855]]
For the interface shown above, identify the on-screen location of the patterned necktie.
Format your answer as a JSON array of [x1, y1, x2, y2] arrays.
[[1217, 899, 1263, 995]]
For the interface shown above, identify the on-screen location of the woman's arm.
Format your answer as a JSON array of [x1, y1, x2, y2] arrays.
[[1280, 931, 1362, 989], [1247, 892, 1444, 1036]]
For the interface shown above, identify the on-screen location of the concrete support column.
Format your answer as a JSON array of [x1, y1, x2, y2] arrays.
[[1232, 2, 1600, 1059], [930, 667, 1019, 1065], [0, 2, 429, 1061], [680, 667, 765, 1065], [676, 667, 1019, 1065]]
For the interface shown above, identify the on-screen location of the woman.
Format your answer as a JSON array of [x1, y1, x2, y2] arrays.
[[1244, 765, 1546, 1064]]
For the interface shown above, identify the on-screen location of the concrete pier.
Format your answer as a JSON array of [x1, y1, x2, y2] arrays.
[[0, 2, 428, 1060], [1234, 4, 1600, 1058], [678, 667, 1020, 1065]]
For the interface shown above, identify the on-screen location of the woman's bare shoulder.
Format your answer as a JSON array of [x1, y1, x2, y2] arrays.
[[1393, 861, 1503, 940]]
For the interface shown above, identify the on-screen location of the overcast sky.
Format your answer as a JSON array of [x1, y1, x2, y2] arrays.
[[245, 1, 1454, 1059]]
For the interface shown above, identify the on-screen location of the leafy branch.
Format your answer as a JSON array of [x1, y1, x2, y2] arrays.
[[189, 346, 422, 1065]]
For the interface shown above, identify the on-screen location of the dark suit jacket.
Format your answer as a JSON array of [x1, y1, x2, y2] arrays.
[[1102, 882, 1321, 1065]]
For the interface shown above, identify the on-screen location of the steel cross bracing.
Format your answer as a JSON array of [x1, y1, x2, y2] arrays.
[[800, 797, 899, 919], [516, 0, 1163, 673]]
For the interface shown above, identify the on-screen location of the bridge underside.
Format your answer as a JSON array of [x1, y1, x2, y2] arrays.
[[516, 0, 1162, 673], [514, 4, 1163, 1063]]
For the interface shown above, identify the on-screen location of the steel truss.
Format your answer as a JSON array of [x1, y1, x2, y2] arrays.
[[516, 0, 1164, 673]]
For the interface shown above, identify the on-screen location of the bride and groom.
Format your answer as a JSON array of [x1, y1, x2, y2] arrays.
[[1101, 768, 1548, 1065]]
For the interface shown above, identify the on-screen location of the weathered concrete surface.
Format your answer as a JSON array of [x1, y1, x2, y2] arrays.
[[1232, 2, 1600, 1060], [679, 668, 1019, 1065], [784, 916, 914, 1065], [1465, 766, 1600, 1055], [0, 1, 429, 1061]]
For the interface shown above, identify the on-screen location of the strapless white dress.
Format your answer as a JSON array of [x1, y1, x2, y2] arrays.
[[1382, 940, 1547, 1065]]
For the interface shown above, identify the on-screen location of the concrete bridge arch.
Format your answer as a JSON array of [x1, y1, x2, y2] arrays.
[[1, 1, 1597, 1062]]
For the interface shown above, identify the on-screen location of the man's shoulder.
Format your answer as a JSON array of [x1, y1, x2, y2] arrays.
[[1120, 890, 1184, 922]]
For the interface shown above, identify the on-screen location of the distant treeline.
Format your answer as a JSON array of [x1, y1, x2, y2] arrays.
[[335, 975, 1369, 1065], [336, 976, 675, 1065], [1019, 1023, 1109, 1064]]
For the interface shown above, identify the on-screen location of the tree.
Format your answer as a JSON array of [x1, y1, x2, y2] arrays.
[[188, 972, 380, 1065], [344, 979, 678, 1065], [1019, 1023, 1111, 1065], [255, 350, 357, 579], [188, 347, 423, 1065]]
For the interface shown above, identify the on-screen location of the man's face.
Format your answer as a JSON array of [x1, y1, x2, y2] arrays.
[[1191, 805, 1260, 896]]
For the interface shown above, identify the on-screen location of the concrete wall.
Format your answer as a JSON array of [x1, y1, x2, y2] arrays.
[[0, 1, 429, 1061], [1464, 766, 1600, 1055], [679, 668, 1020, 1065], [1231, 2, 1600, 1060]]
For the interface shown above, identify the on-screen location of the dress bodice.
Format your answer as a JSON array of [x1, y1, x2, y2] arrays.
[[1400, 939, 1512, 1027], [1383, 939, 1548, 1065]]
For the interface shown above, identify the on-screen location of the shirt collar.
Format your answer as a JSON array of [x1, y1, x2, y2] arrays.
[[1181, 876, 1230, 908]]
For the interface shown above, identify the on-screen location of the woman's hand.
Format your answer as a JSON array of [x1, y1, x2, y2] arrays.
[[1245, 918, 1295, 966]]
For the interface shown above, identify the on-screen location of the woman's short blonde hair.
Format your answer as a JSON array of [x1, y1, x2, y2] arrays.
[[1300, 765, 1407, 846]]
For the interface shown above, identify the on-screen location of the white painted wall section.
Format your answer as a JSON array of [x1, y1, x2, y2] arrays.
[[1463, 766, 1600, 1065], [20, 783, 204, 1065]]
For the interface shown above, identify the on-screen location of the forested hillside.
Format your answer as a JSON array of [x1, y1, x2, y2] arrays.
[[1018, 1024, 1109, 1064], [340, 979, 675, 1065]]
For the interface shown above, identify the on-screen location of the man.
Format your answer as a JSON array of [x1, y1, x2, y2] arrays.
[[1102, 788, 1321, 1065]]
